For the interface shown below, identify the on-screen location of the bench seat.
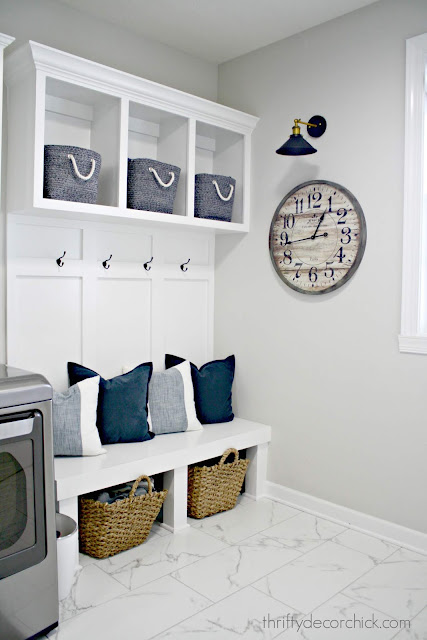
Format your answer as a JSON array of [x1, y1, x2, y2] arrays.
[[55, 417, 271, 532]]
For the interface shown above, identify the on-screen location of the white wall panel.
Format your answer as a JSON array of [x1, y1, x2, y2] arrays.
[[163, 278, 210, 366], [11, 275, 82, 389], [96, 229, 152, 264], [9, 223, 82, 260], [95, 277, 152, 379], [161, 231, 211, 266]]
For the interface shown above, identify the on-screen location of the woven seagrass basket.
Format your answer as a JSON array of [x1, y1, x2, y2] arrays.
[[187, 448, 249, 519], [79, 475, 167, 558]]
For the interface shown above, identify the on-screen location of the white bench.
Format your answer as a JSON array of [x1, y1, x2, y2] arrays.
[[55, 417, 271, 532]]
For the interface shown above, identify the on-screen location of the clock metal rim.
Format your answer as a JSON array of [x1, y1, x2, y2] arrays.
[[268, 179, 367, 295]]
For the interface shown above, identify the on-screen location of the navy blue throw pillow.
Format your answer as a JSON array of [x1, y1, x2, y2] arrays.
[[165, 354, 235, 424], [67, 362, 153, 445]]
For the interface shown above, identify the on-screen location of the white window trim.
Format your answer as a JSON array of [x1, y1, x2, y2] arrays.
[[399, 33, 427, 354]]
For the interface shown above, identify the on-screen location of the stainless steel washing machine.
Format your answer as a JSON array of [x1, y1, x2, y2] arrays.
[[0, 365, 58, 639]]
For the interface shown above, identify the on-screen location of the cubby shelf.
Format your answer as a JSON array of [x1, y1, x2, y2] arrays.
[[4, 41, 258, 234]]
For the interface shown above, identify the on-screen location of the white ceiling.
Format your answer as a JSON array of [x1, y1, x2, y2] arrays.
[[58, 0, 379, 64]]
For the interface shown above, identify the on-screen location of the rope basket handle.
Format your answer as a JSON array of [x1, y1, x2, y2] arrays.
[[219, 448, 239, 465], [129, 474, 153, 498], [212, 180, 234, 202], [149, 166, 175, 188], [67, 154, 96, 181]]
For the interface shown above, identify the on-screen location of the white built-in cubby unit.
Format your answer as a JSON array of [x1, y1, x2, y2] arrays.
[[4, 41, 258, 233]]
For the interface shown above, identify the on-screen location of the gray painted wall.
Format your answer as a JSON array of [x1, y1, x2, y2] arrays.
[[215, 0, 427, 533], [0, 0, 218, 100]]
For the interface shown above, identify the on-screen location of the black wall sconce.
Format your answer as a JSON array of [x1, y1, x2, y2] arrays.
[[276, 115, 327, 156]]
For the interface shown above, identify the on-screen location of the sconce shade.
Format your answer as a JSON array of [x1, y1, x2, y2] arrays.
[[276, 134, 317, 156]]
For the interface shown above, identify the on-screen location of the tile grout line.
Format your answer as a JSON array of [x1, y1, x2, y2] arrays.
[[258, 543, 420, 625], [248, 551, 420, 634], [147, 577, 304, 640], [331, 546, 427, 623], [329, 532, 400, 561], [187, 506, 304, 547], [388, 603, 427, 640], [57, 563, 125, 626], [60, 531, 227, 627], [170, 537, 336, 607], [248, 540, 418, 621], [73, 527, 235, 612], [169, 520, 363, 608], [146, 574, 221, 640]]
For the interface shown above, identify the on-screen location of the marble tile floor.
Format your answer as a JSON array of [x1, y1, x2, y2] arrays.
[[44, 497, 427, 639]]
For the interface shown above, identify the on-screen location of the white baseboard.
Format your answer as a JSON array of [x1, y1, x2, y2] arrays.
[[265, 481, 427, 556]]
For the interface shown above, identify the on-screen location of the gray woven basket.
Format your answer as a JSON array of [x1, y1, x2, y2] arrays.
[[127, 158, 181, 213], [194, 174, 236, 222], [44, 145, 101, 204]]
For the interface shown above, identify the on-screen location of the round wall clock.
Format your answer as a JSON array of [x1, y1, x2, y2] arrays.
[[269, 180, 366, 295]]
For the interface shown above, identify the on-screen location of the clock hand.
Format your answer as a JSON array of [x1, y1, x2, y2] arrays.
[[286, 232, 328, 245], [311, 210, 326, 239]]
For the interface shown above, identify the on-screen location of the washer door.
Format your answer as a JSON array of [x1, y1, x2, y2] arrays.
[[0, 412, 47, 579]]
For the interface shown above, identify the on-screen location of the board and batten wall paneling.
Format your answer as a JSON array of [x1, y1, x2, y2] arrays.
[[7, 215, 214, 391]]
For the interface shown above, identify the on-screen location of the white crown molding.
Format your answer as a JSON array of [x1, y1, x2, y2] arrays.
[[400, 33, 427, 351], [0, 33, 14, 50], [266, 481, 427, 555], [5, 41, 259, 135], [3, 42, 34, 86]]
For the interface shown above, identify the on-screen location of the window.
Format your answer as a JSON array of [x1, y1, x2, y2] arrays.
[[400, 33, 427, 353]]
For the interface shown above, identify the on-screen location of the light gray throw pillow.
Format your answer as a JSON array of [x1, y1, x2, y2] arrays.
[[53, 376, 105, 456], [148, 361, 202, 434]]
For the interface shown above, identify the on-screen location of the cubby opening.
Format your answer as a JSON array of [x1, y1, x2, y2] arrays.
[[127, 102, 189, 217], [44, 78, 121, 207], [195, 122, 244, 224]]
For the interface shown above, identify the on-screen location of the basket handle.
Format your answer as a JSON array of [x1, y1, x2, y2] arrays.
[[219, 448, 239, 465], [149, 166, 175, 188], [212, 180, 234, 202], [67, 154, 96, 181], [129, 474, 153, 498]]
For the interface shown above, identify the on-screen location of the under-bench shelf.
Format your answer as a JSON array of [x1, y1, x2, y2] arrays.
[[55, 418, 271, 533]]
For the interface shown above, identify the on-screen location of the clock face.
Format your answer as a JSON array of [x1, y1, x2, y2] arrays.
[[269, 180, 366, 295]]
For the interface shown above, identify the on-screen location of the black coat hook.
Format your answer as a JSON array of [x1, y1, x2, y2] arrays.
[[102, 254, 112, 269], [144, 256, 154, 271], [180, 258, 191, 272], [56, 251, 66, 268]]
